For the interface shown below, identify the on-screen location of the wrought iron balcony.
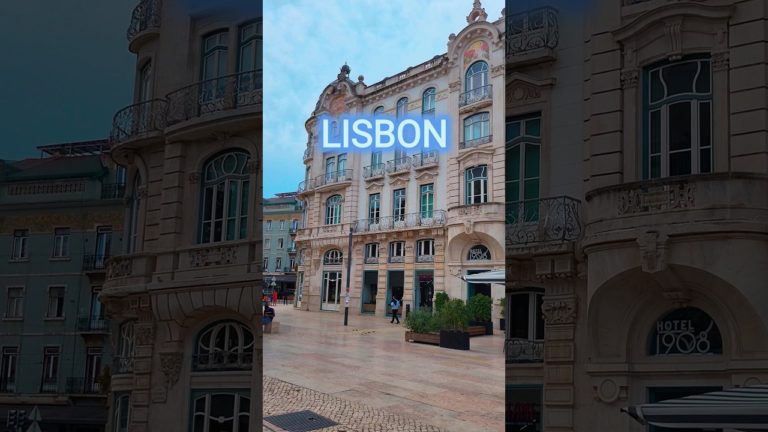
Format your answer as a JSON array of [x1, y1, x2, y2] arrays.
[[77, 316, 110, 333], [65, 377, 103, 394], [353, 210, 447, 233], [297, 180, 310, 193], [192, 352, 253, 372], [506, 196, 582, 245], [505, 338, 544, 363], [386, 157, 411, 174], [101, 183, 126, 200], [82, 254, 109, 272], [363, 163, 386, 179], [110, 99, 168, 146], [313, 169, 353, 189], [127, 0, 161, 41], [166, 69, 262, 126], [460, 134, 493, 150], [113, 356, 135, 374], [303, 146, 313, 162], [459, 84, 493, 107], [506, 7, 559, 60], [411, 151, 439, 169]]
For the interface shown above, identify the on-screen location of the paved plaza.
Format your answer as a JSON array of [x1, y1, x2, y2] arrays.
[[263, 304, 504, 431]]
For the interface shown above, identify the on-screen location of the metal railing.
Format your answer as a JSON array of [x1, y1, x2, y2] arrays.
[[192, 352, 253, 371], [113, 356, 135, 374], [386, 157, 411, 174], [40, 378, 59, 393], [416, 255, 435, 263], [364, 256, 379, 264], [459, 84, 493, 107], [166, 69, 262, 126], [101, 183, 126, 199], [505, 338, 544, 363], [65, 377, 102, 394], [77, 316, 110, 332], [460, 134, 493, 149], [506, 196, 582, 245], [363, 163, 386, 178], [82, 254, 109, 272], [506, 7, 559, 59], [389, 255, 405, 263], [298, 180, 310, 193], [353, 210, 446, 233], [303, 146, 313, 161], [411, 151, 439, 168], [110, 99, 168, 145], [127, 0, 161, 41], [313, 169, 353, 188]]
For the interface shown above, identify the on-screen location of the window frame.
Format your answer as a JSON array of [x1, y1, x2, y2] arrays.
[[422, 88, 436, 115], [463, 112, 491, 143], [419, 184, 434, 219], [465, 60, 489, 91], [396, 97, 408, 118], [323, 249, 343, 266], [46, 286, 66, 319], [388, 241, 405, 263], [368, 193, 381, 223], [198, 150, 251, 244], [275, 257, 282, 271], [52, 227, 70, 258], [325, 195, 343, 225], [11, 229, 29, 260], [5, 287, 24, 319], [465, 165, 489, 205], [508, 291, 545, 341], [416, 239, 434, 260], [393, 189, 406, 220]]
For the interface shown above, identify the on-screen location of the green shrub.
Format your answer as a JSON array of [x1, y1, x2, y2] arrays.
[[435, 298, 470, 331], [434, 292, 449, 312], [404, 309, 437, 333], [467, 294, 493, 322]]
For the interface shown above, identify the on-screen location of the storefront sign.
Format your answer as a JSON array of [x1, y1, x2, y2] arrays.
[[650, 307, 722, 355]]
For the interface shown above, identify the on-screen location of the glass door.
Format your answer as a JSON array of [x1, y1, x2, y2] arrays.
[[321, 271, 341, 311]]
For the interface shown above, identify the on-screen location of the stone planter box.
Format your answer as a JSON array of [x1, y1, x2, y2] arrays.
[[439, 330, 470, 350], [468, 321, 494, 336], [405, 331, 440, 345]]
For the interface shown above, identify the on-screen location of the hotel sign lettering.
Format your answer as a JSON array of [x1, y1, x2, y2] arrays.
[[650, 307, 722, 356]]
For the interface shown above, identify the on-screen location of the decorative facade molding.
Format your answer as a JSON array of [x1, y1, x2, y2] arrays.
[[593, 379, 628, 405], [159, 352, 183, 388], [637, 230, 669, 273], [107, 256, 133, 280], [712, 51, 729, 71], [449, 81, 462, 92], [617, 182, 695, 215], [542, 299, 577, 325], [189, 246, 238, 267], [664, 19, 683, 60], [134, 324, 155, 346], [621, 69, 639, 89], [188, 172, 200, 184]]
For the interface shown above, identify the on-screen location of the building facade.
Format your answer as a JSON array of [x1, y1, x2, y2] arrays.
[[99, 1, 262, 431], [504, 0, 768, 430], [295, 1, 506, 319], [0, 141, 124, 431], [262, 193, 301, 299]]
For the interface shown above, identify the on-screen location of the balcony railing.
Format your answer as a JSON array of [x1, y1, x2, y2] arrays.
[[303, 146, 313, 161], [506, 196, 582, 245], [0, 379, 15, 393], [288, 226, 299, 235], [40, 378, 59, 393], [313, 169, 353, 188], [110, 99, 168, 145], [505, 338, 544, 363], [77, 316, 110, 333], [506, 7, 559, 59], [389, 255, 405, 263], [298, 180, 310, 193], [363, 163, 386, 179], [416, 255, 435, 263], [82, 254, 109, 272], [287, 246, 297, 254], [127, 0, 161, 41], [459, 84, 493, 107], [101, 183, 126, 200], [386, 157, 411, 174], [411, 151, 439, 168], [353, 210, 447, 233], [65, 377, 103, 394], [364, 256, 379, 264], [323, 257, 343, 266], [166, 69, 262, 126], [192, 352, 253, 372], [113, 356, 135, 374], [460, 134, 493, 149]]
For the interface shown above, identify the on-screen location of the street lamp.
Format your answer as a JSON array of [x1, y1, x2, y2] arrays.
[[344, 225, 352, 326]]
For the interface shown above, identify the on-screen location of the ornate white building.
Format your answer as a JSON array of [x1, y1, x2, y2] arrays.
[[295, 1, 506, 319], [100, 1, 262, 431]]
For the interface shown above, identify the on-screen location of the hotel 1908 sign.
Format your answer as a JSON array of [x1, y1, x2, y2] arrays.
[[649, 307, 722, 356]]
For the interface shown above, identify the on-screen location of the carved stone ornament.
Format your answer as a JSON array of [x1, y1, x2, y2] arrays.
[[541, 299, 577, 325], [505, 83, 542, 105], [593, 379, 628, 405], [449, 81, 462, 92], [617, 183, 695, 215], [106, 257, 133, 280], [159, 352, 183, 388], [637, 230, 668, 273], [491, 64, 505, 78], [189, 246, 238, 267], [713, 51, 729, 71], [464, 219, 474, 234], [188, 172, 201, 184], [665, 19, 683, 61], [134, 324, 155, 346], [621, 70, 639, 89]]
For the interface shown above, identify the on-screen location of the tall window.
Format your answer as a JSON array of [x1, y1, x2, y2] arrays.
[[422, 88, 436, 115], [238, 20, 262, 92], [115, 165, 127, 186], [365, 243, 379, 263], [52, 228, 70, 258], [46, 287, 65, 318], [465, 165, 488, 204], [464, 112, 490, 144], [465, 61, 488, 91], [396, 97, 408, 118], [264, 239, 270, 249], [416, 239, 434, 262], [506, 114, 541, 222], [373, 106, 384, 115], [277, 238, 284, 249], [11, 229, 28, 260], [200, 151, 251, 243], [389, 241, 405, 263], [5, 288, 23, 318], [325, 154, 347, 182], [192, 393, 250, 432], [95, 226, 112, 268], [262, 257, 269, 271], [279, 220, 285, 230], [393, 189, 406, 221], [323, 250, 343, 265], [275, 257, 282, 271], [85, 347, 102, 393], [116, 321, 135, 373], [114, 394, 131, 432], [127, 175, 142, 253], [509, 291, 545, 341], [368, 193, 381, 223], [40, 347, 60, 393], [420, 184, 434, 219], [194, 321, 254, 371], [201, 30, 229, 101], [265, 220, 272, 230], [645, 57, 712, 178], [371, 151, 383, 168], [1, 347, 18, 393], [325, 195, 342, 225]]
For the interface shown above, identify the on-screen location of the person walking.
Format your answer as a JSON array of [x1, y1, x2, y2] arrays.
[[272, 288, 278, 305], [390, 296, 401, 324], [263, 302, 276, 333]]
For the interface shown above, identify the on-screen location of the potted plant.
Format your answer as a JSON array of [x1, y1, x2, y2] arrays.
[[434, 291, 449, 312], [404, 309, 440, 345], [437, 298, 470, 350], [467, 294, 493, 335]]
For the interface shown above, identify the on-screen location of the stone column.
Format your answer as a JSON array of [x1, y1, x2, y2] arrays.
[[128, 296, 155, 432]]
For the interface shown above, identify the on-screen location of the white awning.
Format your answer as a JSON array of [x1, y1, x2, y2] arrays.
[[461, 270, 505, 284], [622, 386, 768, 430]]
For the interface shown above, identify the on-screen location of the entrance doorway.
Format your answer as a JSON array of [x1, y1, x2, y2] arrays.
[[361, 271, 378, 314], [386, 270, 404, 316], [467, 269, 491, 298], [321, 271, 341, 311], [414, 271, 434, 311]]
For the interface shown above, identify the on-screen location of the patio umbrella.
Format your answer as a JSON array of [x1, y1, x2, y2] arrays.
[[461, 270, 505, 284], [622, 385, 768, 430]]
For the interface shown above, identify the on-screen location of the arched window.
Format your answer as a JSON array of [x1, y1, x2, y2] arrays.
[[396, 97, 408, 118], [465, 165, 488, 204], [422, 88, 436, 115], [127, 174, 142, 253], [199, 150, 251, 243], [467, 244, 491, 260], [373, 106, 384, 115], [463, 112, 490, 145], [192, 392, 250, 432], [323, 249, 343, 265], [116, 321, 135, 374], [194, 320, 254, 371], [465, 61, 488, 91], [325, 195, 342, 225]]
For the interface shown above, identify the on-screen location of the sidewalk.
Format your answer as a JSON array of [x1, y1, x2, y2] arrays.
[[263, 304, 504, 431]]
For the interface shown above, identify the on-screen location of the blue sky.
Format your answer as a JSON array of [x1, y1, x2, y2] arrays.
[[263, 0, 505, 198]]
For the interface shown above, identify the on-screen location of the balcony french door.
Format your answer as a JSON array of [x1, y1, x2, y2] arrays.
[[94, 226, 112, 268]]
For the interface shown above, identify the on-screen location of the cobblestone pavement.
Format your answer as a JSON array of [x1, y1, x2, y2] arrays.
[[264, 375, 443, 432]]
